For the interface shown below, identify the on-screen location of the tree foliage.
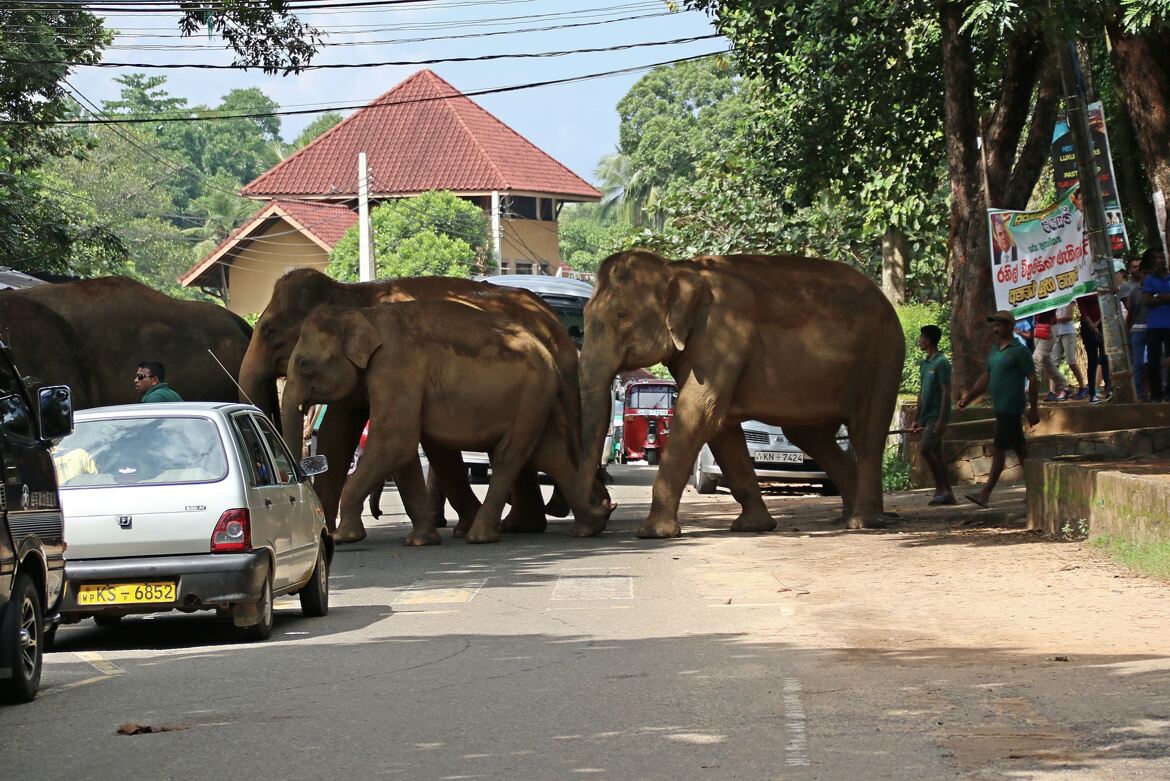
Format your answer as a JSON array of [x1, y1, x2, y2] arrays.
[[328, 192, 489, 281], [292, 112, 344, 150]]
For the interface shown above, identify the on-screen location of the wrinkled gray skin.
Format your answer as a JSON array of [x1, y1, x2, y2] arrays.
[[242, 269, 584, 538], [577, 250, 904, 538], [281, 302, 612, 544]]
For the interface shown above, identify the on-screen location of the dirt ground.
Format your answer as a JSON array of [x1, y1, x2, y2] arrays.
[[679, 480, 1170, 659]]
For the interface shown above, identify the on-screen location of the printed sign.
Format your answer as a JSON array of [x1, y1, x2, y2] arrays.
[[1051, 101, 1130, 255], [989, 186, 1095, 317]]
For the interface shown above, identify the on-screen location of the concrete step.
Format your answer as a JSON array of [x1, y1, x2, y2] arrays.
[[1026, 456, 1170, 543]]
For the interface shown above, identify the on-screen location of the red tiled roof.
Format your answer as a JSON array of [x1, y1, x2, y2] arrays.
[[179, 199, 357, 287], [241, 70, 602, 202]]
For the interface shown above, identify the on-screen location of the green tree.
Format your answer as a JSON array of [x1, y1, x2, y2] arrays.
[[0, 10, 118, 273], [558, 203, 640, 274], [183, 176, 260, 259], [292, 112, 344, 150], [197, 88, 284, 184], [328, 192, 489, 281]]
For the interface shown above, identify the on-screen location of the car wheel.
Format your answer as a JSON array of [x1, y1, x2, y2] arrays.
[[0, 572, 43, 704], [820, 481, 840, 497], [94, 614, 123, 627], [240, 573, 274, 642], [692, 457, 717, 494], [299, 540, 330, 618], [646, 449, 660, 466]]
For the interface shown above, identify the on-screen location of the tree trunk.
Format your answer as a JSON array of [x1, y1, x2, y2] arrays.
[[880, 226, 908, 305], [1107, 22, 1170, 252], [941, 2, 1053, 390]]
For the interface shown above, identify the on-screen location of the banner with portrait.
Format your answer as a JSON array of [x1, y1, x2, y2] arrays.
[[989, 186, 1095, 317], [1051, 101, 1130, 256]]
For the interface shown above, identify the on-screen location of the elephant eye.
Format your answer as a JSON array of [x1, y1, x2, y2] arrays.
[[615, 310, 629, 321], [296, 355, 314, 374]]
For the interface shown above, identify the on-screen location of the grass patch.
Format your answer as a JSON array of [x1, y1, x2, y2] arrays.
[[882, 447, 911, 493], [1087, 535, 1170, 581]]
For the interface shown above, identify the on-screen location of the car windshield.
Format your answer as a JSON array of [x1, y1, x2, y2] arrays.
[[628, 387, 675, 410], [53, 416, 227, 487]]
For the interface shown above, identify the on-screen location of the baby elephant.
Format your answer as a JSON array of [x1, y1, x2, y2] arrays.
[[280, 301, 613, 544]]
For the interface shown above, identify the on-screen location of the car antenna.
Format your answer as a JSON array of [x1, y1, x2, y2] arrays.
[[208, 348, 254, 405]]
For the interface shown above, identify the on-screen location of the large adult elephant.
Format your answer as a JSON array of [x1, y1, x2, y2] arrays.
[[576, 250, 903, 538], [0, 295, 96, 406], [3, 277, 260, 408], [239, 268, 584, 537]]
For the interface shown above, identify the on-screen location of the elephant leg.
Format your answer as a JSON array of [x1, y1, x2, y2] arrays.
[[845, 372, 898, 530], [339, 421, 423, 543], [706, 425, 776, 533], [783, 425, 858, 518], [465, 403, 551, 545], [544, 484, 572, 518], [500, 467, 548, 534], [638, 379, 728, 539], [423, 444, 480, 537], [313, 404, 367, 533], [394, 456, 442, 547], [368, 486, 383, 519]]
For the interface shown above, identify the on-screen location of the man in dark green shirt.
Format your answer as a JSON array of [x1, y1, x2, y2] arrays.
[[911, 324, 954, 505], [134, 361, 183, 403], [957, 310, 1039, 507]]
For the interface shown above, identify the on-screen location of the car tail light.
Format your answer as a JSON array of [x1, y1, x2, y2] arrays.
[[211, 508, 251, 553]]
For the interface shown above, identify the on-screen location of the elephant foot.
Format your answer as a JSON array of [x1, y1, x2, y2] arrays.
[[501, 510, 548, 534], [730, 508, 778, 533], [545, 488, 571, 518], [404, 528, 442, 546], [332, 524, 368, 544], [465, 520, 501, 544], [451, 517, 474, 538], [568, 518, 607, 537], [846, 513, 887, 530], [636, 517, 682, 539]]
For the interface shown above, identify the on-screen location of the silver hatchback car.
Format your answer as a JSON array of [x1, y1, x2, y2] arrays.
[[692, 421, 848, 495], [53, 403, 332, 641]]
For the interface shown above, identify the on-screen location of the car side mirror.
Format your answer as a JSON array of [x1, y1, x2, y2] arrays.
[[299, 454, 328, 478], [37, 385, 73, 443]]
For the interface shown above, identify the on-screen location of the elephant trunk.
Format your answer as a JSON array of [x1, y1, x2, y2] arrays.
[[280, 377, 309, 459], [578, 349, 619, 501], [239, 337, 277, 415]]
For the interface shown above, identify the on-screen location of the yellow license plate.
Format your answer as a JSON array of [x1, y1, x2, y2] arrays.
[[78, 582, 176, 605]]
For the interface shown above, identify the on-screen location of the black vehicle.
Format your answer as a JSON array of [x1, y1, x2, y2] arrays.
[[0, 342, 73, 704]]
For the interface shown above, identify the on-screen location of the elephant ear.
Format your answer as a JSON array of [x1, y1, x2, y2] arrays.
[[340, 311, 382, 369], [665, 271, 713, 352]]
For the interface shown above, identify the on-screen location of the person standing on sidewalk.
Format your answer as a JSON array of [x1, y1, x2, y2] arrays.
[[1127, 252, 1156, 402], [1076, 293, 1112, 402], [1033, 309, 1068, 401], [911, 325, 954, 506], [1052, 302, 1088, 399], [1142, 252, 1170, 402], [957, 310, 1041, 508]]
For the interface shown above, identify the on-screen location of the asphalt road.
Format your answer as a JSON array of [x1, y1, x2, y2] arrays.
[[3, 466, 1168, 779]]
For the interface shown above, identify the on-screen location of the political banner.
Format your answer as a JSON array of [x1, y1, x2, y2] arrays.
[[1051, 101, 1130, 255], [989, 186, 1095, 317]]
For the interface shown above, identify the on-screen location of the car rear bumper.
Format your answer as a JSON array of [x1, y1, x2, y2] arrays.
[[59, 552, 268, 616], [702, 462, 830, 483]]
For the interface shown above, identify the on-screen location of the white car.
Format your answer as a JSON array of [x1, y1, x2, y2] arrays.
[[53, 403, 332, 641], [692, 421, 848, 495]]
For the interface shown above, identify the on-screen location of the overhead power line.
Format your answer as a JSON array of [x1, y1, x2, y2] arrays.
[[4, 33, 720, 69], [2, 51, 726, 127]]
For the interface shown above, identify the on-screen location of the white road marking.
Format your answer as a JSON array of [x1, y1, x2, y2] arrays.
[[783, 677, 811, 767], [551, 576, 633, 601], [392, 579, 487, 606]]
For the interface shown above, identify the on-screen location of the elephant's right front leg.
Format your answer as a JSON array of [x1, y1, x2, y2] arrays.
[[423, 444, 481, 537], [707, 425, 776, 533], [395, 456, 442, 546], [313, 404, 367, 532]]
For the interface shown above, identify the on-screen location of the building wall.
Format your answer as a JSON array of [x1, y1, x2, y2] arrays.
[[499, 217, 560, 275], [227, 218, 330, 316]]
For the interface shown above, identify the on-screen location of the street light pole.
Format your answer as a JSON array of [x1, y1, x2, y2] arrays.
[[1056, 40, 1135, 402]]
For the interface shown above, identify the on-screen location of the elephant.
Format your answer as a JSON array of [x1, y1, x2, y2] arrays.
[[576, 250, 904, 538], [1, 277, 261, 409], [0, 295, 96, 406], [280, 302, 612, 544], [239, 268, 582, 536]]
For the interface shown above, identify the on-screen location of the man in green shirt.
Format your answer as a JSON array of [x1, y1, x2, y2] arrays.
[[957, 310, 1039, 507], [134, 362, 183, 403], [911, 324, 954, 505]]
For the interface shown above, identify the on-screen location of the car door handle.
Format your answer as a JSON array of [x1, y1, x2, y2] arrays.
[[264, 498, 272, 508]]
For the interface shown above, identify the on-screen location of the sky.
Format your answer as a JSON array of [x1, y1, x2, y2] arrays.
[[69, 1, 729, 187]]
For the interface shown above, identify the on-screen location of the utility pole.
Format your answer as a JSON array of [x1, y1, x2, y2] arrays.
[[358, 152, 374, 282], [1056, 41, 1134, 402], [490, 190, 502, 274]]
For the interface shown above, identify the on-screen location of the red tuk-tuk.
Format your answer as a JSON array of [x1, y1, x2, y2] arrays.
[[620, 379, 678, 465]]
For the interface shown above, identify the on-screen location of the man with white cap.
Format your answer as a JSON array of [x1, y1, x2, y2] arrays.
[[956, 309, 1040, 507]]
